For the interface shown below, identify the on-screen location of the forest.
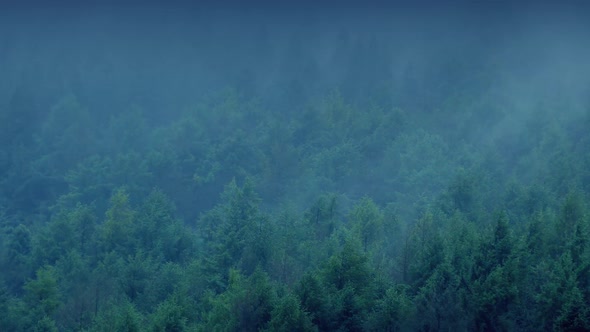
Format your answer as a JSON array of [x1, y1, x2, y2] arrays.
[[1, 3, 590, 331]]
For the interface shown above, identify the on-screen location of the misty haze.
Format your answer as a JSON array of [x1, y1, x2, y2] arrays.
[[1, 2, 590, 331]]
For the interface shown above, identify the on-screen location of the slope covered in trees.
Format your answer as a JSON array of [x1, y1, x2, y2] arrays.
[[1, 3, 590, 331]]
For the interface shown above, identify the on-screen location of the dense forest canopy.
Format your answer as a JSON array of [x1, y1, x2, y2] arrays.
[[1, 2, 590, 331]]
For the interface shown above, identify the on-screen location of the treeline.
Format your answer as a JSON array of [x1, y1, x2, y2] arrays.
[[0, 87, 589, 331]]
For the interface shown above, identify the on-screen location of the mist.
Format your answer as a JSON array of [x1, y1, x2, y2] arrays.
[[1, 2, 590, 331], [2, 2, 589, 234]]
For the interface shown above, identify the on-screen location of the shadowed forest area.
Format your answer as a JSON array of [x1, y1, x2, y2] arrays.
[[1, 2, 590, 331]]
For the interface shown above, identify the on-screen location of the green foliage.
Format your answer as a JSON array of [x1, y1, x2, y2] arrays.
[[33, 203, 98, 268], [366, 285, 413, 332], [199, 268, 276, 332], [492, 212, 512, 265], [54, 250, 94, 330], [349, 196, 383, 251], [407, 211, 446, 287], [137, 189, 176, 252], [120, 250, 158, 303], [23, 266, 61, 318], [323, 237, 372, 293], [264, 293, 317, 332], [415, 263, 466, 331], [33, 316, 59, 332], [100, 188, 137, 254], [303, 237, 379, 331], [150, 294, 189, 332], [296, 272, 332, 330], [6, 224, 32, 263], [2, 224, 33, 291], [560, 191, 587, 242], [2, 56, 590, 331], [198, 178, 270, 288], [304, 193, 339, 241], [90, 300, 144, 332]]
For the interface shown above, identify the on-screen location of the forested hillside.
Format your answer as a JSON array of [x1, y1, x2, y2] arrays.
[[1, 3, 590, 331]]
